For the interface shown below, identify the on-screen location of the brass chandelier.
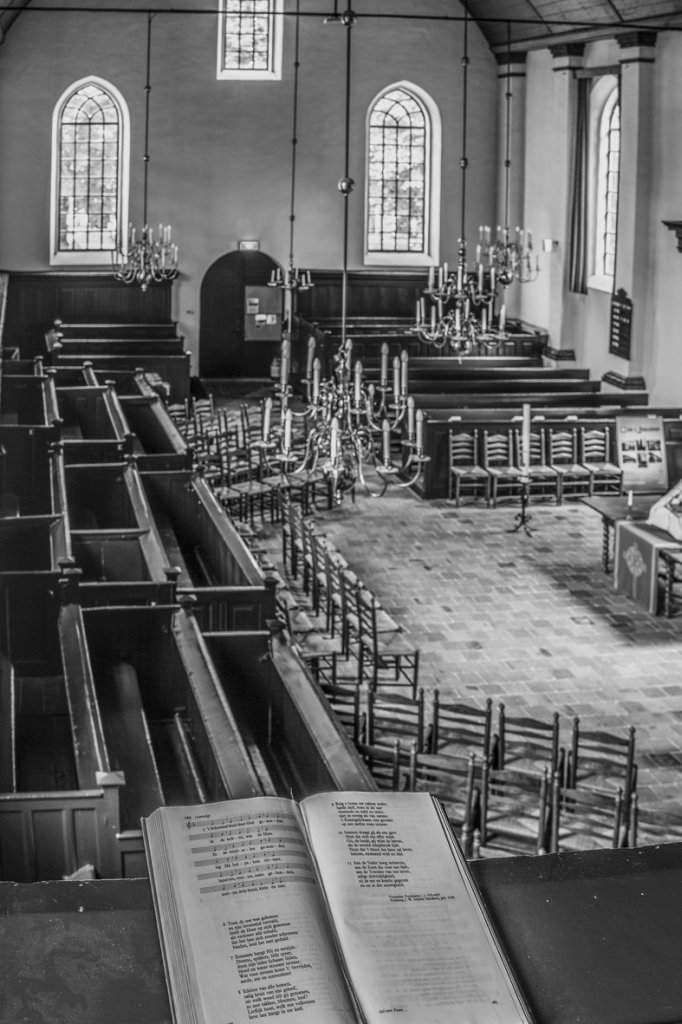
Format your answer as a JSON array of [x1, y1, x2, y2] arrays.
[[259, 6, 428, 503], [112, 13, 179, 292]]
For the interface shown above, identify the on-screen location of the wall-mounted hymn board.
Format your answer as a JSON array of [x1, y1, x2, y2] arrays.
[[609, 287, 633, 359]]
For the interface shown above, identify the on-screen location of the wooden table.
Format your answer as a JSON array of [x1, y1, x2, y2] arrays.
[[581, 495, 653, 572]]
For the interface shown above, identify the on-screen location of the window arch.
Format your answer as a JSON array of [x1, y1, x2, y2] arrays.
[[217, 0, 283, 81], [365, 82, 441, 267], [50, 77, 129, 266], [596, 85, 620, 278], [589, 77, 620, 287]]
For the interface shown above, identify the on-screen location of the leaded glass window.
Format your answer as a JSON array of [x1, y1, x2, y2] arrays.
[[218, 0, 282, 79], [367, 88, 427, 254], [601, 99, 620, 277], [57, 83, 120, 253]]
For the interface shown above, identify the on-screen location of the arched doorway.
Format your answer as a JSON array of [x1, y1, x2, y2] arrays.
[[199, 249, 281, 378]]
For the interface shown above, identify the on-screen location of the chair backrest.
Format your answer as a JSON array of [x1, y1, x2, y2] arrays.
[[320, 681, 364, 746], [449, 429, 479, 468], [482, 430, 514, 469], [479, 763, 552, 856], [580, 425, 611, 462], [567, 717, 637, 811], [549, 774, 629, 853], [430, 692, 494, 763], [408, 746, 481, 857], [497, 703, 562, 776], [357, 739, 407, 790], [546, 427, 579, 465], [367, 688, 426, 751]]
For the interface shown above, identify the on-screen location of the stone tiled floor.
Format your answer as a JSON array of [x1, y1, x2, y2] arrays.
[[208, 383, 682, 828], [264, 482, 682, 822]]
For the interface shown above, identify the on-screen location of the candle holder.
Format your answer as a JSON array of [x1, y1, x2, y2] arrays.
[[508, 475, 533, 537]]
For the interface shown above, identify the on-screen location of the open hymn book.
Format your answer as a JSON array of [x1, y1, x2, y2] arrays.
[[142, 791, 534, 1024]]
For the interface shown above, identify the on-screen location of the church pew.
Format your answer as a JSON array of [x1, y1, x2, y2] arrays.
[[53, 337, 187, 357], [410, 390, 649, 411], [49, 352, 190, 403], [364, 365, 590, 383], [118, 392, 191, 471], [205, 628, 375, 800], [54, 321, 180, 340], [396, 378, 601, 395], [54, 381, 135, 464], [140, 469, 277, 631]]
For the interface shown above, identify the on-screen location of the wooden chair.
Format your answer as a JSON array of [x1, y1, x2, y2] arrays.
[[478, 763, 552, 857], [280, 597, 342, 687], [549, 774, 631, 853], [481, 429, 522, 507], [366, 688, 427, 753], [579, 425, 623, 496], [545, 426, 591, 503], [407, 745, 482, 858], [319, 680, 365, 745], [496, 703, 563, 779], [355, 587, 420, 696], [357, 739, 409, 791], [428, 692, 495, 766], [514, 427, 559, 500], [448, 427, 490, 506], [566, 718, 637, 816], [629, 795, 682, 848]]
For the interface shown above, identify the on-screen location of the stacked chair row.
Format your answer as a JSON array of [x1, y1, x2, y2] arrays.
[[168, 395, 332, 523], [449, 422, 623, 506], [278, 494, 420, 697], [349, 689, 640, 860]]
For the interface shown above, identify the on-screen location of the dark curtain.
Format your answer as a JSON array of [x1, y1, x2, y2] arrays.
[[569, 78, 589, 294]]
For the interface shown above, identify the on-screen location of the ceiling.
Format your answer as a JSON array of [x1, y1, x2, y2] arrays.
[[1, 0, 682, 51]]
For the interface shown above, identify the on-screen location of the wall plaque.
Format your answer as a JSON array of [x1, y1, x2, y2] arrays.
[[609, 287, 633, 359]]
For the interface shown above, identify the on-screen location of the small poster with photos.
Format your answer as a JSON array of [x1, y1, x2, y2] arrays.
[[616, 415, 668, 492]]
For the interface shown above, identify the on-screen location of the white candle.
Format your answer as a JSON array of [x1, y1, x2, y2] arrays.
[[306, 336, 315, 376], [416, 409, 424, 451], [393, 357, 400, 401], [428, 265, 435, 290], [382, 418, 391, 465], [330, 417, 339, 460], [499, 304, 506, 333], [312, 358, 321, 401], [438, 266, 444, 289], [280, 352, 289, 387], [627, 490, 633, 509], [443, 262, 448, 282], [400, 350, 409, 393], [481, 307, 487, 333], [430, 305, 437, 329], [380, 343, 389, 385], [354, 360, 363, 406], [415, 299, 422, 325], [407, 395, 415, 438], [521, 403, 531, 473], [284, 409, 292, 451], [262, 396, 272, 440]]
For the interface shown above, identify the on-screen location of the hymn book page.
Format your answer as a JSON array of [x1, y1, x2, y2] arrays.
[[299, 791, 534, 1024], [143, 797, 356, 1024]]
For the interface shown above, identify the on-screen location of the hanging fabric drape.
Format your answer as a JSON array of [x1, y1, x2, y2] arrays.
[[568, 77, 589, 294]]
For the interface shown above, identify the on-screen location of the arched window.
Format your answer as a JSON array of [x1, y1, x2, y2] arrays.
[[51, 77, 129, 266], [595, 83, 620, 280], [365, 83, 440, 267], [217, 0, 283, 81]]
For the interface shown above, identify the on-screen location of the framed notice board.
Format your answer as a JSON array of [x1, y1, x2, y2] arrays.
[[609, 287, 633, 359], [616, 415, 668, 492]]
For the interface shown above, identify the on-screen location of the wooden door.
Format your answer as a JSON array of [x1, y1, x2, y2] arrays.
[[199, 250, 280, 378]]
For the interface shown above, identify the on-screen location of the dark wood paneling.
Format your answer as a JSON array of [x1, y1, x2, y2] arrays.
[[297, 270, 428, 321], [4, 274, 173, 359]]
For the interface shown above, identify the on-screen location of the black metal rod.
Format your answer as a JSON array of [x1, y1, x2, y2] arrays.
[[288, 0, 301, 270], [341, 11, 353, 350], [142, 11, 153, 228]]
